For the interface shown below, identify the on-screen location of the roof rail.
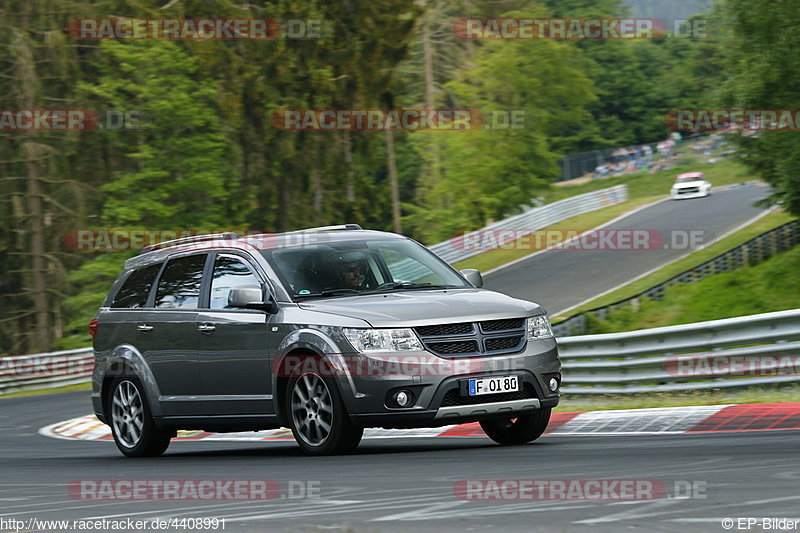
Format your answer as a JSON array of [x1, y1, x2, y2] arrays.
[[140, 232, 239, 254], [291, 224, 363, 233]]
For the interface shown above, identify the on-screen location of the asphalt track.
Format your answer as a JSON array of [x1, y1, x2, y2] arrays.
[[1, 393, 799, 532], [1, 181, 796, 533], [484, 184, 773, 315]]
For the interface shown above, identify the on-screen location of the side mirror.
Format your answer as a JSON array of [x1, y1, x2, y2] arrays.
[[228, 285, 279, 313], [460, 268, 483, 288]]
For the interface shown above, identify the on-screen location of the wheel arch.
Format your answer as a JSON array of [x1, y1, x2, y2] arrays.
[[99, 345, 163, 420]]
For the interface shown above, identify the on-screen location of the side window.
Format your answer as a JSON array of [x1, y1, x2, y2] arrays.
[[154, 254, 207, 309], [210, 255, 260, 309], [111, 263, 162, 309]]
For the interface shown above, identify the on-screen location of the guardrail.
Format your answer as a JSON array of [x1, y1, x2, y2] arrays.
[[557, 309, 800, 394], [429, 184, 628, 265], [553, 218, 800, 337], [2, 309, 798, 396], [0, 348, 94, 395]]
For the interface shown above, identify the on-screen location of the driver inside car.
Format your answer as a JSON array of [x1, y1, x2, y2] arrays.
[[334, 252, 369, 290]]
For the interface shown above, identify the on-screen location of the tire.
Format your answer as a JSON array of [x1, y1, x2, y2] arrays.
[[108, 375, 171, 457], [286, 371, 363, 455], [480, 408, 552, 445]]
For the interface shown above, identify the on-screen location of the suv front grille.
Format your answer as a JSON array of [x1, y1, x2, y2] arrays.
[[414, 317, 527, 357], [439, 383, 536, 407]]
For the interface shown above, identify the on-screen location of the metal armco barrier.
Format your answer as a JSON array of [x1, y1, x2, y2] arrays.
[[557, 309, 800, 394], [553, 219, 800, 337], [0, 348, 94, 395], [429, 184, 628, 265], [3, 309, 799, 396]]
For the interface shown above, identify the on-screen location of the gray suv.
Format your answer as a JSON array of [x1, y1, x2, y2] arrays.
[[90, 225, 561, 456]]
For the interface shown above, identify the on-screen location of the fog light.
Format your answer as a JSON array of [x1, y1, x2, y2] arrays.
[[395, 390, 411, 407], [548, 378, 559, 392]]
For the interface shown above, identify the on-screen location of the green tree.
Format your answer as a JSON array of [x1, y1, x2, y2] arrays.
[[407, 8, 598, 242], [58, 39, 237, 348], [717, 0, 800, 216]]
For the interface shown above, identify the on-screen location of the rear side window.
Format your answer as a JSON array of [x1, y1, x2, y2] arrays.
[[155, 254, 207, 309], [111, 263, 162, 309]]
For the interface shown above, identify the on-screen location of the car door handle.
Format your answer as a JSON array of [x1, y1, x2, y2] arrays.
[[137, 324, 154, 332], [197, 323, 216, 333]]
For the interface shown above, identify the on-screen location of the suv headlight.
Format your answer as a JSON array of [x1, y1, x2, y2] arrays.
[[527, 315, 553, 340], [343, 328, 423, 354]]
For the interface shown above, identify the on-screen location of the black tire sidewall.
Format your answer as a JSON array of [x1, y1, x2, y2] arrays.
[[480, 408, 552, 445], [107, 375, 169, 457], [286, 370, 362, 455]]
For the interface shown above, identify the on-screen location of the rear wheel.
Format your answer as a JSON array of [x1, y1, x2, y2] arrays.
[[287, 371, 362, 455], [480, 408, 552, 445], [108, 376, 171, 457]]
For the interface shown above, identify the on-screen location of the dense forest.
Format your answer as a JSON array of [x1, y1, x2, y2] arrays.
[[1, 0, 797, 354]]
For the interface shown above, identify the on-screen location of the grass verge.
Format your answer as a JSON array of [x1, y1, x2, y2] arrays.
[[581, 245, 800, 332], [0, 381, 92, 399], [554, 209, 797, 321]]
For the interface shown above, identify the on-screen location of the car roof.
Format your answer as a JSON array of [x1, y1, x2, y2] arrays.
[[123, 227, 407, 270], [676, 172, 704, 180]]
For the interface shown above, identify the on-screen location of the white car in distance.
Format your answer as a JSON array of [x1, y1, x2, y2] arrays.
[[671, 172, 711, 200]]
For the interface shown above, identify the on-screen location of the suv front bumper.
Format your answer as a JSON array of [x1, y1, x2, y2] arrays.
[[345, 340, 560, 429]]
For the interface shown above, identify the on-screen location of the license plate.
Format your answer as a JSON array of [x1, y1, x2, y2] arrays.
[[467, 375, 519, 396]]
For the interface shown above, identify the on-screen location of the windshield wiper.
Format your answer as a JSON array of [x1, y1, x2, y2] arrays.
[[294, 288, 363, 299], [363, 282, 454, 294]]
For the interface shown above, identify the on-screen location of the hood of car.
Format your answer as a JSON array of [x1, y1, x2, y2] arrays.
[[296, 288, 543, 328]]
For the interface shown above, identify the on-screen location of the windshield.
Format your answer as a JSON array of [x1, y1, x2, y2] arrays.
[[262, 239, 470, 299], [676, 175, 703, 183]]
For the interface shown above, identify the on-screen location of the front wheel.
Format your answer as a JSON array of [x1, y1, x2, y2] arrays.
[[480, 408, 552, 445], [108, 376, 171, 457], [287, 371, 363, 455]]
